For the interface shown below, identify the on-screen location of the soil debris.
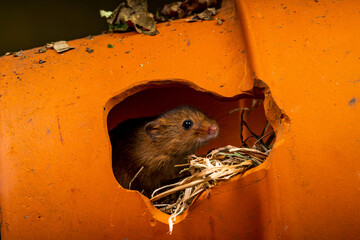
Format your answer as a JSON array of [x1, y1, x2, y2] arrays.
[[86, 48, 94, 53]]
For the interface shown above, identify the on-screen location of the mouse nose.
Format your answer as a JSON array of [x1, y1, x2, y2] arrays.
[[207, 125, 218, 137]]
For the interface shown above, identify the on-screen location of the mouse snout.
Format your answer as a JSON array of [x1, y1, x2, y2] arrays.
[[207, 124, 218, 137]]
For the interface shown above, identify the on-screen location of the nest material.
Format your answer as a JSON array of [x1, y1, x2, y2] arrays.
[[150, 144, 270, 233]]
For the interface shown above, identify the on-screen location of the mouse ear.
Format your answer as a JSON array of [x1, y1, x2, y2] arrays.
[[144, 120, 160, 140]]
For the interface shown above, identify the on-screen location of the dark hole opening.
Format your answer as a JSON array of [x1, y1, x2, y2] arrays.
[[107, 82, 275, 214]]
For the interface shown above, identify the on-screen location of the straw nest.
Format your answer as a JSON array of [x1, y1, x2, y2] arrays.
[[151, 141, 273, 233], [150, 101, 275, 234]]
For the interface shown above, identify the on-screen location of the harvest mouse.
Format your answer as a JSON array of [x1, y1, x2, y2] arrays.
[[110, 105, 219, 197]]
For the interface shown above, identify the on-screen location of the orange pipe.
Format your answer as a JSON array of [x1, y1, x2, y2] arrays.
[[0, 0, 359, 239]]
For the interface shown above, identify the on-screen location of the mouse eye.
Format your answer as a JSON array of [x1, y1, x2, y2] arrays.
[[182, 119, 193, 130]]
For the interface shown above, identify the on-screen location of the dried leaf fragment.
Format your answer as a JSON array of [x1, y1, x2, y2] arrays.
[[52, 41, 74, 53], [159, 0, 218, 21], [187, 8, 216, 22], [161, 2, 183, 18], [101, 0, 158, 36], [14, 51, 23, 57], [100, 10, 113, 18]]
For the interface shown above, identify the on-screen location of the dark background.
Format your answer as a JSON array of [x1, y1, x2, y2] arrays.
[[0, 0, 173, 55]]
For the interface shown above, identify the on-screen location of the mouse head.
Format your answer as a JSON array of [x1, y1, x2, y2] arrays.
[[144, 106, 219, 154]]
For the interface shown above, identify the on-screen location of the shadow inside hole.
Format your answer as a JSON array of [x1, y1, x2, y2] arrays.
[[107, 83, 273, 200]]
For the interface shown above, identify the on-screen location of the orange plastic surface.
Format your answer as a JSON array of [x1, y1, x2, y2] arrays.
[[1, 0, 359, 239]]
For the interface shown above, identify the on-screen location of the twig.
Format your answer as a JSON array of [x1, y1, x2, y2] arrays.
[[128, 166, 144, 190]]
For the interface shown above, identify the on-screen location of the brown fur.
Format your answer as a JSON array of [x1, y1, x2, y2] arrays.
[[110, 106, 218, 197]]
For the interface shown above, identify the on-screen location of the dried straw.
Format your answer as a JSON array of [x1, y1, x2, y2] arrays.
[[151, 143, 271, 234]]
